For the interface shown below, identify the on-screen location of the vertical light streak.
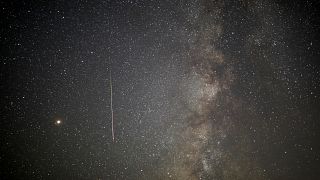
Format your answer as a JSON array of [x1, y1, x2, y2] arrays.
[[110, 69, 115, 142]]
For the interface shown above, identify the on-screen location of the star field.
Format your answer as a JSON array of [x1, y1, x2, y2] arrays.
[[1, 0, 320, 179]]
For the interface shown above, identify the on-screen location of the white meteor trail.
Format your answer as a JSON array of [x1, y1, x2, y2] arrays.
[[110, 69, 114, 142]]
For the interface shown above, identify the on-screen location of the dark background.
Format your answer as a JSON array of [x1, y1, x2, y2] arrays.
[[1, 0, 319, 179]]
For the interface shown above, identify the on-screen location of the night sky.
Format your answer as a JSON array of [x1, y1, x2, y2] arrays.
[[1, 0, 320, 179]]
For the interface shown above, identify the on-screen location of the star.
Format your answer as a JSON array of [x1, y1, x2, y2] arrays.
[[55, 119, 62, 125]]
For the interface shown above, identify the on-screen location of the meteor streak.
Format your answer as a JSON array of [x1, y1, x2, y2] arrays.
[[110, 69, 115, 142]]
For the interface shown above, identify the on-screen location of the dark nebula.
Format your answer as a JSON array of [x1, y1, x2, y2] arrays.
[[1, 0, 320, 179]]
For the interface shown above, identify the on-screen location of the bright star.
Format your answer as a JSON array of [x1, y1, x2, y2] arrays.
[[55, 120, 62, 125]]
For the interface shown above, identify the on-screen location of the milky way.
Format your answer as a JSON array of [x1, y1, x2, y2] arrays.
[[1, 0, 320, 179], [156, 1, 264, 179]]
